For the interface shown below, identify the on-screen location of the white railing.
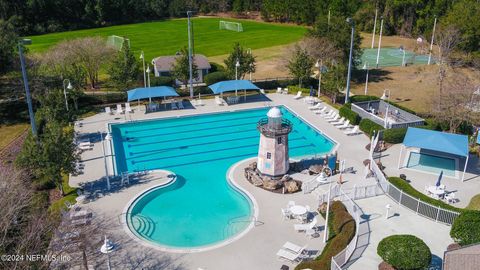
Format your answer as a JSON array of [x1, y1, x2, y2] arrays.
[[370, 154, 460, 225]]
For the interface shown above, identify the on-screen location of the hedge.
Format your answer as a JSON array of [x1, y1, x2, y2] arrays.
[[254, 79, 295, 90], [383, 128, 407, 144], [349, 95, 380, 103], [359, 118, 384, 137], [287, 85, 310, 95], [388, 177, 463, 213], [204, 71, 228, 85], [78, 92, 127, 106], [377, 235, 431, 270], [339, 104, 361, 125], [150, 76, 174, 87], [295, 201, 356, 270], [450, 211, 480, 246], [209, 62, 225, 73]]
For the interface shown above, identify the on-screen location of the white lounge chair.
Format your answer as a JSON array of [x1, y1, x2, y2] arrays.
[[277, 87, 283, 94], [337, 119, 351, 129], [293, 91, 302, 99], [283, 88, 289, 94], [276, 247, 306, 262], [331, 117, 345, 125], [215, 96, 225, 106], [105, 107, 113, 115], [327, 114, 340, 123], [125, 102, 133, 113], [171, 101, 178, 110], [294, 217, 317, 232], [116, 104, 124, 114], [282, 242, 304, 254], [177, 101, 185, 109], [195, 99, 204, 106], [322, 110, 334, 117], [344, 125, 361, 135], [308, 103, 323, 110], [315, 107, 328, 114]]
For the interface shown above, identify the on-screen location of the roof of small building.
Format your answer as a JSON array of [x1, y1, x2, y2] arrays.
[[444, 244, 480, 270], [152, 54, 211, 72], [267, 107, 282, 118]]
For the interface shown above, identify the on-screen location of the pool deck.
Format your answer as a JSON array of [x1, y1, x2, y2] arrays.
[[70, 93, 465, 269]]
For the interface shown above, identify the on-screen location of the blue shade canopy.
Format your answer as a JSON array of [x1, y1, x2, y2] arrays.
[[403, 127, 468, 157], [127, 86, 179, 101], [208, 80, 260, 94]]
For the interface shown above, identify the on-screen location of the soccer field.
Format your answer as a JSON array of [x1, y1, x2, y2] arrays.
[[27, 18, 306, 60]]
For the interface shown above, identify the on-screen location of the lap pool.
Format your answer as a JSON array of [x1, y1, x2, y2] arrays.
[[111, 106, 335, 250]]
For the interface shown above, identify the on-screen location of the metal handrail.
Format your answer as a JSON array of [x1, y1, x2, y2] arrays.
[[256, 118, 292, 137]]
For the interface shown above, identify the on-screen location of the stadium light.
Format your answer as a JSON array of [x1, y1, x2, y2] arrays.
[[140, 51, 146, 88], [376, 16, 384, 68], [63, 79, 72, 111], [371, 5, 378, 49], [187, 11, 194, 98], [428, 15, 437, 65], [146, 65, 151, 89], [235, 59, 240, 80], [315, 59, 323, 97], [18, 38, 37, 136], [363, 62, 369, 95], [345, 18, 355, 104]]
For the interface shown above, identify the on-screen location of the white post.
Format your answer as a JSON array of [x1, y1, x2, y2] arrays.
[[328, 9, 331, 26], [323, 182, 332, 243], [402, 49, 406, 67], [364, 62, 369, 95], [462, 155, 469, 182], [385, 204, 391, 219], [428, 16, 437, 65], [317, 59, 323, 98], [371, 7, 378, 49], [140, 51, 146, 88], [398, 145, 404, 169], [376, 17, 384, 68], [62, 79, 70, 111], [100, 132, 110, 191]]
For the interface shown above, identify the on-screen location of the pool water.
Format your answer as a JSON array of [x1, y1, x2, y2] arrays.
[[112, 107, 335, 249], [406, 152, 456, 177]]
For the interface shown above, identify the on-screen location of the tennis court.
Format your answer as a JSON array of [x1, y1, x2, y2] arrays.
[[360, 48, 431, 68]]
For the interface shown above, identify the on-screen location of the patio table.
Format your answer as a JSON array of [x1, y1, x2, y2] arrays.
[[290, 205, 307, 216], [427, 186, 445, 196]]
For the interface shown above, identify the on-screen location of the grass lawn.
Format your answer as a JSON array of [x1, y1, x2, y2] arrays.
[[0, 123, 29, 151], [48, 174, 78, 215], [27, 18, 306, 61], [467, 194, 480, 210]]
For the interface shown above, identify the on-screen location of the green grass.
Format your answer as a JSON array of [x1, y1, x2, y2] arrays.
[[467, 194, 480, 210], [48, 174, 78, 215], [0, 123, 29, 151], [27, 18, 306, 61]]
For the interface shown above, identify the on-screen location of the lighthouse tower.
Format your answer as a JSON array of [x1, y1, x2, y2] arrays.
[[256, 107, 293, 178]]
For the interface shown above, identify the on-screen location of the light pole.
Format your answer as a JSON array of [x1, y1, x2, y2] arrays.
[[100, 235, 115, 270], [235, 59, 240, 80], [376, 16, 384, 68], [381, 89, 391, 128], [371, 5, 378, 49], [99, 131, 110, 191], [62, 79, 72, 111], [401, 47, 406, 66], [146, 65, 151, 87], [187, 11, 194, 98], [140, 51, 146, 87], [18, 39, 37, 136], [363, 62, 369, 95], [345, 18, 355, 104], [428, 16, 437, 65], [315, 59, 323, 97]]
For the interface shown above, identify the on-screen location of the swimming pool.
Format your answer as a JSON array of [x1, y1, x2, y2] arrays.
[[406, 152, 456, 177], [111, 106, 335, 250]]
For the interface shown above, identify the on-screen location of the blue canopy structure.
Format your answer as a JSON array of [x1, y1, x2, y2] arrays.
[[127, 86, 179, 102], [398, 127, 469, 181], [208, 80, 260, 95]]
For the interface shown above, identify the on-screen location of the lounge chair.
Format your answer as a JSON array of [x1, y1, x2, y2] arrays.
[[105, 107, 113, 115], [293, 91, 302, 99], [281, 242, 305, 254], [283, 88, 289, 94], [276, 245, 307, 262], [327, 114, 340, 123], [337, 119, 351, 129], [314, 107, 328, 114], [308, 103, 323, 110], [116, 104, 124, 114], [125, 102, 133, 113], [344, 125, 361, 135], [260, 89, 266, 94], [294, 217, 317, 232], [171, 101, 178, 110], [277, 87, 283, 94], [331, 117, 345, 125], [177, 101, 185, 109], [215, 96, 225, 106], [321, 110, 334, 117]]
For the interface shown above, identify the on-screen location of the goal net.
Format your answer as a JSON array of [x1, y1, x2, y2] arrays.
[[106, 35, 130, 51], [219, 21, 243, 32]]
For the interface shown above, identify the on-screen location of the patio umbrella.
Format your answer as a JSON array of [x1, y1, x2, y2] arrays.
[[435, 170, 444, 187]]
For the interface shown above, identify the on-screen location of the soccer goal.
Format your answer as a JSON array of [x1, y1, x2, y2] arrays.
[[219, 21, 243, 32], [106, 35, 130, 51]]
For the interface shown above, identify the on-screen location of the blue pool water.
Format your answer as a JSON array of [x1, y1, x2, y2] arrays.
[[111, 107, 335, 249], [406, 152, 456, 176]]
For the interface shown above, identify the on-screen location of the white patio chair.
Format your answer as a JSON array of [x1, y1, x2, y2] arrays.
[[293, 91, 302, 99], [337, 119, 351, 129], [277, 87, 283, 94], [287, 201, 296, 208], [294, 217, 317, 232], [281, 208, 292, 220], [344, 125, 361, 135], [125, 102, 133, 113], [331, 117, 345, 125], [308, 103, 323, 110], [281, 242, 304, 254], [322, 110, 334, 117], [325, 112, 338, 120], [276, 245, 307, 262], [327, 114, 340, 123], [445, 192, 456, 204], [283, 88, 289, 94], [315, 107, 328, 114], [116, 104, 124, 114], [438, 184, 446, 190], [105, 107, 113, 115], [215, 96, 224, 106]]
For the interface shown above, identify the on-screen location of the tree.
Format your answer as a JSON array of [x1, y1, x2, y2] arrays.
[[287, 45, 314, 88], [0, 19, 18, 74], [322, 62, 346, 103], [443, 0, 480, 53], [377, 234, 431, 270], [451, 211, 480, 246], [108, 41, 139, 91], [224, 43, 256, 80], [434, 25, 462, 95], [171, 46, 198, 88]]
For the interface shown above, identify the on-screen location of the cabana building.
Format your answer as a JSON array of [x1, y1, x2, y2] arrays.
[[351, 100, 424, 129], [152, 54, 211, 84], [397, 127, 469, 181]]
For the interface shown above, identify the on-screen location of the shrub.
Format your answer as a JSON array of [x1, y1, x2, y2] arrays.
[[339, 104, 361, 125], [383, 128, 407, 144], [204, 71, 229, 85], [209, 62, 225, 72], [377, 235, 431, 270], [287, 85, 310, 94], [78, 92, 127, 106], [388, 177, 463, 213], [349, 95, 379, 103], [295, 201, 355, 270], [254, 79, 295, 90], [359, 118, 384, 137], [150, 76, 174, 87], [450, 211, 480, 246]]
